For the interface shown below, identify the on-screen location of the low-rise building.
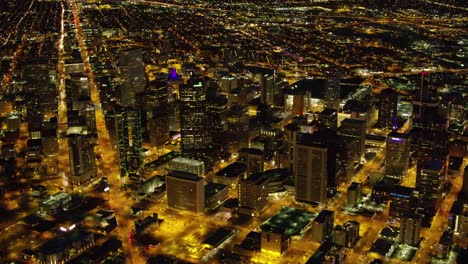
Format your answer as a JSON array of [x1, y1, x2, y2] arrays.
[[205, 182, 229, 211]]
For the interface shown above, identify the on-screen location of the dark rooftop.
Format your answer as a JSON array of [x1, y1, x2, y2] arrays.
[[239, 147, 264, 156], [370, 238, 395, 256], [314, 210, 334, 223], [341, 118, 366, 125], [264, 168, 290, 183], [348, 182, 361, 191], [167, 170, 203, 182], [422, 159, 445, 172], [244, 172, 270, 185], [202, 228, 234, 247], [320, 108, 337, 116], [216, 162, 247, 178], [387, 131, 410, 140], [205, 182, 228, 198]]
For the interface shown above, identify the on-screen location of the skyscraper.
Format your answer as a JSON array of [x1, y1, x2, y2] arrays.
[[67, 73, 90, 111], [166, 170, 205, 214], [118, 49, 146, 107], [416, 159, 446, 216], [378, 88, 399, 129], [67, 126, 97, 186], [238, 172, 270, 216], [318, 108, 338, 130], [294, 136, 328, 204], [400, 214, 421, 246], [24, 64, 58, 134], [324, 69, 341, 110], [180, 77, 212, 159], [385, 132, 410, 183], [339, 118, 366, 162], [76, 101, 97, 136], [311, 210, 334, 243], [261, 74, 274, 106], [238, 148, 265, 178], [115, 106, 143, 185]]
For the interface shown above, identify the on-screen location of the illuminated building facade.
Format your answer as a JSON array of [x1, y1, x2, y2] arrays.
[[385, 132, 410, 183], [67, 126, 97, 186], [400, 214, 421, 246], [416, 159, 446, 216], [115, 106, 143, 184], [325, 70, 341, 111], [166, 170, 205, 214], [318, 108, 338, 130], [118, 49, 146, 107], [238, 172, 269, 216], [180, 77, 213, 159], [378, 88, 399, 129], [294, 138, 328, 204], [238, 148, 265, 178], [389, 186, 416, 220], [311, 210, 334, 243], [339, 118, 366, 162]]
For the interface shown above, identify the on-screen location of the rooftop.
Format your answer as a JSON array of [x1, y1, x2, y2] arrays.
[[314, 210, 334, 223], [205, 182, 228, 198], [320, 108, 337, 116], [167, 170, 203, 182], [260, 207, 317, 237], [422, 159, 445, 172], [264, 168, 290, 183], [42, 192, 71, 206], [243, 172, 270, 185], [216, 162, 247, 178], [202, 228, 234, 247], [341, 118, 366, 125], [169, 156, 204, 166], [146, 151, 180, 169]]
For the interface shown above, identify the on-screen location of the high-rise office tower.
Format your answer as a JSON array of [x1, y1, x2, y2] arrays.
[[400, 214, 421, 246], [318, 108, 338, 130], [141, 80, 170, 146], [115, 106, 143, 184], [238, 148, 265, 178], [332, 221, 360, 248], [166, 170, 205, 214], [67, 126, 97, 186], [261, 74, 274, 106], [385, 132, 410, 183], [24, 64, 58, 134], [311, 210, 334, 243], [67, 73, 90, 111], [74, 100, 97, 136], [118, 49, 146, 107], [339, 118, 366, 162], [238, 172, 270, 216], [180, 77, 213, 159], [284, 123, 300, 175], [146, 107, 170, 146], [378, 88, 399, 129], [294, 135, 328, 204], [325, 69, 341, 111], [226, 105, 249, 153], [416, 159, 446, 216], [347, 182, 362, 206], [207, 95, 228, 155], [388, 185, 416, 220]]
